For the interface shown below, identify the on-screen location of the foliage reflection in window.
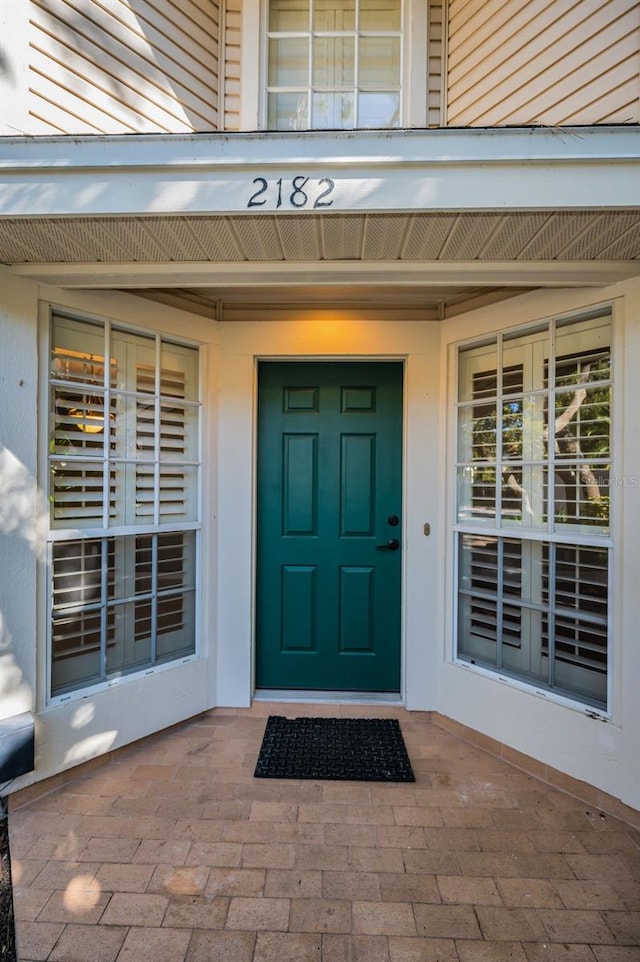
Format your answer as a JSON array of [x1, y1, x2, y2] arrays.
[[455, 311, 612, 709]]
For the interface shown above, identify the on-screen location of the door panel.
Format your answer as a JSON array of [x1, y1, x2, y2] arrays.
[[256, 361, 402, 691], [281, 565, 317, 651], [341, 434, 375, 535], [283, 433, 318, 534], [339, 566, 375, 652]]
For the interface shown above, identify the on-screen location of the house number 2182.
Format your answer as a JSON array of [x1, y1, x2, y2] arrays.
[[247, 176, 335, 209]]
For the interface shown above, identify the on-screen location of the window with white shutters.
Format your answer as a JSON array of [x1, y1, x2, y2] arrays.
[[47, 313, 200, 698], [455, 311, 611, 709]]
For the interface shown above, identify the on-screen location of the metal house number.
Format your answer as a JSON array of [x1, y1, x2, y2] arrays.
[[247, 176, 336, 209]]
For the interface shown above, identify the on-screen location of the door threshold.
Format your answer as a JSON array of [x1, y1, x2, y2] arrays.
[[253, 689, 404, 706]]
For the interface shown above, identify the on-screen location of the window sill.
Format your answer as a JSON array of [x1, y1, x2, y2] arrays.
[[44, 653, 200, 710], [452, 657, 612, 723]]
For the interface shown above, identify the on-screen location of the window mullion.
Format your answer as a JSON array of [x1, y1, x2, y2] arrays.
[[548, 319, 557, 536], [154, 334, 161, 528], [496, 537, 504, 669], [496, 333, 504, 530], [523, 340, 545, 529], [606, 545, 613, 709], [100, 538, 109, 681], [102, 321, 112, 530], [547, 541, 557, 689], [151, 533, 158, 663]]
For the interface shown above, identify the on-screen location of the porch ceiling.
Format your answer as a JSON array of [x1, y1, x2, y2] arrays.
[[1, 128, 638, 319], [1, 209, 639, 320]]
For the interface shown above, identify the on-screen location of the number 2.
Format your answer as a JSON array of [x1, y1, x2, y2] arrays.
[[314, 177, 335, 208], [248, 178, 268, 207]]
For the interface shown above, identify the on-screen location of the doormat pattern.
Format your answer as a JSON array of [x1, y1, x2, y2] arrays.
[[254, 715, 415, 782]]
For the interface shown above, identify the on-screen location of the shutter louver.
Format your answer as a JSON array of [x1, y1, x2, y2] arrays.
[[51, 463, 105, 524]]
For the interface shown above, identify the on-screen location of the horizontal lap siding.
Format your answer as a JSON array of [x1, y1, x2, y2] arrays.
[[446, 0, 640, 126], [28, 0, 220, 134]]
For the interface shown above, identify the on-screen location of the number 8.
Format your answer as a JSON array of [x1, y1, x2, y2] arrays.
[[290, 176, 309, 208]]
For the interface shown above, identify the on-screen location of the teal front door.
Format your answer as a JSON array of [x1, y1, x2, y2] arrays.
[[256, 362, 403, 691]]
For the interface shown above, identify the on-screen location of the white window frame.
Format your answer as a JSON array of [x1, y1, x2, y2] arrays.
[[41, 305, 202, 704], [452, 307, 615, 715], [240, 0, 428, 131]]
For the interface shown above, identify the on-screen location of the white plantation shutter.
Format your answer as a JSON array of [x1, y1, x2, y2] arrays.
[[131, 340, 199, 524], [49, 316, 111, 528], [136, 531, 196, 661], [50, 322, 199, 529], [156, 343, 198, 523], [542, 544, 608, 703], [51, 538, 105, 691], [455, 311, 611, 709], [50, 464, 107, 525], [48, 313, 200, 696]]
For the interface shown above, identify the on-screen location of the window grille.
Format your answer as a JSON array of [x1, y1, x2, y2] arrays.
[[266, 0, 403, 130], [47, 313, 200, 697], [455, 312, 611, 708]]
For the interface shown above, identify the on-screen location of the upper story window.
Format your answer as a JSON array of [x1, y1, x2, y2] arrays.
[[266, 0, 404, 130]]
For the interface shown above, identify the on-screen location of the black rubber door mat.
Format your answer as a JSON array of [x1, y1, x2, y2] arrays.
[[254, 715, 415, 782]]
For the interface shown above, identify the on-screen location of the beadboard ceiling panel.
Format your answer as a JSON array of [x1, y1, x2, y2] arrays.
[[2, 208, 639, 319], [277, 216, 324, 261], [1, 211, 638, 267]]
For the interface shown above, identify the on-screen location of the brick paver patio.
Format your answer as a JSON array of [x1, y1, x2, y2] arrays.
[[7, 703, 640, 961]]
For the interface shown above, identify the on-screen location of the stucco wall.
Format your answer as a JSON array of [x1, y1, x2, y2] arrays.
[[0, 272, 39, 724], [0, 269, 220, 788]]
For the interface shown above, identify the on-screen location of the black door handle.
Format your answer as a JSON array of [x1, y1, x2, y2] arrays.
[[377, 538, 400, 551]]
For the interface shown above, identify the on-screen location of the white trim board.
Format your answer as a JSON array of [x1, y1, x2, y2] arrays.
[[1, 128, 639, 217], [12, 260, 640, 289]]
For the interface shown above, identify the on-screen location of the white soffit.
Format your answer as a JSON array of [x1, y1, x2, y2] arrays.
[[3, 212, 639, 288]]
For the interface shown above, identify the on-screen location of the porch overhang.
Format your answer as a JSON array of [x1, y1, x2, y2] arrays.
[[1, 127, 638, 319]]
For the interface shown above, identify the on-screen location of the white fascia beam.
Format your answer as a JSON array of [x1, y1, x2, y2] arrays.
[[12, 260, 639, 289], [0, 127, 638, 217]]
